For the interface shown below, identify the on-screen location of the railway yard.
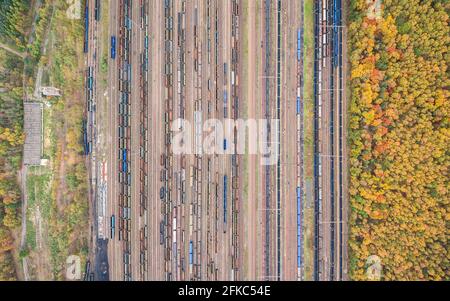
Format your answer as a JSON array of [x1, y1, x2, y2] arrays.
[[83, 0, 348, 281]]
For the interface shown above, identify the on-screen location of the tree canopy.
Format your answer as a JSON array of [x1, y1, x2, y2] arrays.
[[348, 0, 449, 280]]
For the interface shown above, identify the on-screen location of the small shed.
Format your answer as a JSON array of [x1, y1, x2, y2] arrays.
[[40, 86, 61, 97]]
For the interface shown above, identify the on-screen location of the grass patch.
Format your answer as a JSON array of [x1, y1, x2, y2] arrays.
[[25, 219, 36, 251], [302, 0, 315, 281]]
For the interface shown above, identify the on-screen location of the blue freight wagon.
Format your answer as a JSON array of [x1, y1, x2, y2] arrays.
[[126, 17, 132, 29], [88, 77, 93, 90], [189, 241, 193, 265], [111, 36, 116, 59], [110, 215, 115, 239], [223, 91, 228, 118]]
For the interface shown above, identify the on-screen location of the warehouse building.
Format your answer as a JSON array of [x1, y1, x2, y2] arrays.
[[23, 102, 43, 166]]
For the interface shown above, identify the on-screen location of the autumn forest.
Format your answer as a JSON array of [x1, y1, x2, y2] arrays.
[[348, 0, 449, 280]]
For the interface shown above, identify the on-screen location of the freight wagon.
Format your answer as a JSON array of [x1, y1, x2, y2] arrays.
[[110, 215, 116, 239], [111, 36, 116, 59], [84, 2, 89, 53], [95, 0, 100, 21]]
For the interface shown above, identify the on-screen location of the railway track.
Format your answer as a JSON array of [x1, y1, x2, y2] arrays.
[[138, 0, 150, 281], [275, 0, 282, 281], [263, 0, 271, 280], [313, 0, 345, 281], [162, 0, 174, 281], [261, 0, 282, 281], [296, 1, 305, 281], [82, 0, 342, 282], [192, 1, 203, 280], [117, 0, 132, 281], [230, 0, 241, 280], [84, 0, 115, 281]]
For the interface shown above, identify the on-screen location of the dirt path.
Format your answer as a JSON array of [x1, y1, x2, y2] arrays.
[[0, 42, 25, 58], [55, 130, 68, 209], [22, 258, 30, 280], [33, 204, 52, 280], [19, 166, 28, 250]]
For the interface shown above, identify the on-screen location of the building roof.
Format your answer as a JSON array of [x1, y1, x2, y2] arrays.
[[40, 86, 61, 97], [23, 102, 42, 165]]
